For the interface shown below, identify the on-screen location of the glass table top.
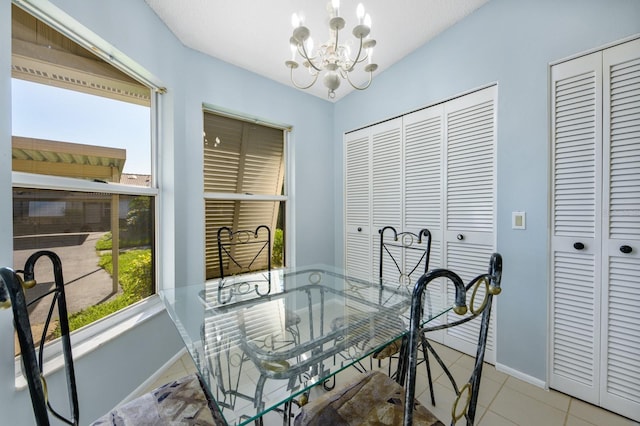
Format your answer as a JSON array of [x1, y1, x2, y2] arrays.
[[160, 265, 449, 425]]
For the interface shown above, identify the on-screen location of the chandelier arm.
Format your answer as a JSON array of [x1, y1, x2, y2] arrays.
[[345, 37, 365, 72], [345, 70, 374, 91], [299, 42, 323, 73], [354, 52, 369, 65], [289, 66, 320, 90]]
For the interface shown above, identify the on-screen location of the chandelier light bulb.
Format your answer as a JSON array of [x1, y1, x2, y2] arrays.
[[291, 13, 299, 28], [367, 47, 373, 64], [356, 3, 365, 23], [290, 43, 297, 61], [364, 13, 371, 29], [332, 0, 340, 16]]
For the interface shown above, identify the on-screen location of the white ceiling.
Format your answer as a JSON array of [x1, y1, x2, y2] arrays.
[[144, 0, 489, 101]]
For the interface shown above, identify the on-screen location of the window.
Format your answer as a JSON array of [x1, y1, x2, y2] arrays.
[[203, 110, 287, 279], [10, 3, 159, 352]]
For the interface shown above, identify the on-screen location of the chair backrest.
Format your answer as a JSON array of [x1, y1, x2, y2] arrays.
[[378, 226, 431, 286], [216, 225, 272, 279], [0, 251, 79, 426], [402, 252, 503, 425]]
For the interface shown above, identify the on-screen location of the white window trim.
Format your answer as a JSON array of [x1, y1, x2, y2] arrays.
[[14, 296, 165, 389], [11, 0, 166, 388], [11, 172, 162, 390], [13, 172, 159, 196]]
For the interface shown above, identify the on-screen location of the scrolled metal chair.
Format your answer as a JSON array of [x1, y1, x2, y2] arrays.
[[216, 225, 282, 305], [373, 226, 432, 368], [295, 253, 503, 426], [217, 225, 272, 279], [378, 226, 432, 288], [1, 250, 224, 425], [326, 226, 431, 388], [0, 251, 79, 426], [213, 225, 303, 422]]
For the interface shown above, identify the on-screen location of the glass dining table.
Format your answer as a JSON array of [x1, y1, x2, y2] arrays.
[[159, 265, 449, 425]]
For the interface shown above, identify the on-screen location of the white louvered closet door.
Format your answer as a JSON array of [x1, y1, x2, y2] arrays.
[[403, 105, 446, 329], [551, 38, 640, 422], [442, 86, 498, 362], [343, 87, 497, 360], [371, 118, 404, 282], [345, 127, 372, 282], [550, 51, 602, 404], [600, 38, 640, 420]]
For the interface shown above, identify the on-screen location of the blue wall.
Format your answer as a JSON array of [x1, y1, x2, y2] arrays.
[[1, 0, 639, 424], [334, 0, 640, 382]]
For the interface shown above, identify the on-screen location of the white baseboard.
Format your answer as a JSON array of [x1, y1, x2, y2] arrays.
[[118, 347, 188, 406], [495, 362, 547, 390]]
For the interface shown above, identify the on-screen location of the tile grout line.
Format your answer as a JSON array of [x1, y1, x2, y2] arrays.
[[476, 368, 509, 425], [563, 398, 572, 426]]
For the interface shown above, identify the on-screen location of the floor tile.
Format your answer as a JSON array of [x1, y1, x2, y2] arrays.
[[417, 380, 487, 425], [503, 376, 570, 411], [490, 386, 567, 426], [477, 410, 518, 426], [427, 340, 464, 365], [565, 415, 599, 426], [417, 380, 457, 424], [481, 364, 510, 384], [569, 398, 640, 426], [180, 351, 198, 373], [432, 362, 502, 409]]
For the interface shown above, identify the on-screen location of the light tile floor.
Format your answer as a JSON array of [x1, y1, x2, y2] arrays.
[[142, 342, 639, 426]]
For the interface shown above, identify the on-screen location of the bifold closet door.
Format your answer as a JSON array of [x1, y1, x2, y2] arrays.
[[345, 118, 403, 283], [371, 118, 404, 281], [345, 127, 372, 282], [441, 86, 498, 363], [550, 51, 603, 404], [550, 38, 640, 421], [600, 38, 640, 421], [344, 87, 498, 362], [403, 105, 445, 331]]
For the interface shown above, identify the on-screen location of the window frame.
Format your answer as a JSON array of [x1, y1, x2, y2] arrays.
[[10, 0, 165, 385], [202, 105, 293, 273]]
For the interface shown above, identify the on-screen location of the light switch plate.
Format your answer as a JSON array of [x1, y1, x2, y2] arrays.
[[512, 211, 526, 229]]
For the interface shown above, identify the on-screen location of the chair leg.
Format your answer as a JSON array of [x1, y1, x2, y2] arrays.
[[430, 345, 458, 389], [323, 375, 335, 391], [282, 401, 292, 426], [421, 334, 436, 406]]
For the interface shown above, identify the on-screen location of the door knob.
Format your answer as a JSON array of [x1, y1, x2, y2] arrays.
[[573, 242, 585, 250], [357, 227, 362, 232], [620, 245, 632, 254], [456, 234, 464, 241]]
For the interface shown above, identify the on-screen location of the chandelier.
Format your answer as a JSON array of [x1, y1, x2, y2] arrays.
[[285, 0, 378, 98]]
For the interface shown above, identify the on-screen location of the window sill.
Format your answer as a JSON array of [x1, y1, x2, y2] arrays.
[[15, 295, 165, 390]]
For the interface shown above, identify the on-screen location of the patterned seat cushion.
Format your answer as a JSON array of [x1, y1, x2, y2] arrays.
[[372, 337, 403, 359], [295, 370, 444, 426], [91, 373, 225, 425]]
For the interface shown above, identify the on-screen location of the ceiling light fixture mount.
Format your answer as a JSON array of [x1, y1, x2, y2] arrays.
[[286, 0, 378, 98]]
